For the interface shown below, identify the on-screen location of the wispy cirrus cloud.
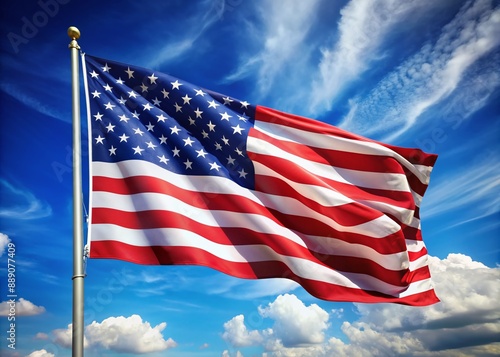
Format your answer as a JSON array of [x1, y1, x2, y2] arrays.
[[0, 81, 69, 123], [224, 0, 321, 100], [0, 179, 52, 220], [422, 149, 500, 224], [206, 276, 300, 300], [145, 0, 228, 68], [308, 0, 437, 114], [339, 0, 500, 141], [117, 265, 299, 300]]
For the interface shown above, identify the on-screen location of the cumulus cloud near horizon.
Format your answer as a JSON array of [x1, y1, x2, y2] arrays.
[[25, 349, 55, 357], [52, 314, 177, 354], [222, 253, 500, 356], [0, 298, 45, 317]]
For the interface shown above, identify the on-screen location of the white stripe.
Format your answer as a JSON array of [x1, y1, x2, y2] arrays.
[[91, 224, 428, 296], [399, 278, 434, 298], [405, 239, 426, 253], [413, 191, 424, 207], [248, 136, 411, 192], [254, 121, 434, 185]]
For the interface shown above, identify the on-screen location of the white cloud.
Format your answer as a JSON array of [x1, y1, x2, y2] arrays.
[[53, 314, 176, 354], [122, 267, 299, 300], [435, 52, 500, 124], [331, 321, 425, 357], [340, 0, 500, 141], [200, 342, 209, 349], [52, 324, 89, 349], [221, 254, 500, 356], [34, 332, 49, 340], [308, 0, 435, 114], [148, 38, 196, 68], [222, 294, 330, 353], [348, 253, 500, 353], [358, 254, 500, 331], [0, 81, 67, 123], [259, 294, 330, 347], [0, 180, 52, 220], [0, 298, 45, 317], [86, 315, 176, 353], [0, 233, 10, 257], [222, 315, 263, 347], [25, 350, 54, 357], [225, 0, 320, 98], [421, 152, 500, 223], [222, 350, 244, 357], [147, 0, 227, 68], [211, 277, 300, 300]]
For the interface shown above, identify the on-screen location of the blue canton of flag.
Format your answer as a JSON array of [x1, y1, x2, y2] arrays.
[[84, 55, 256, 188]]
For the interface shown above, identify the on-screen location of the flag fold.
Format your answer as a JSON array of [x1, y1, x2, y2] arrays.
[[83, 54, 439, 306]]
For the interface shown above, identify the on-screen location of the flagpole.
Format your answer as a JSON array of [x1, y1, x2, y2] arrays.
[[68, 26, 85, 357]]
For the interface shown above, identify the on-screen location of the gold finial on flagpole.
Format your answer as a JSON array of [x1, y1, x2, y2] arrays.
[[68, 26, 80, 40], [68, 26, 80, 49]]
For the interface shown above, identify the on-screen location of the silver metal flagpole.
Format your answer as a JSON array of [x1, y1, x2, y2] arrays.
[[68, 26, 85, 357]]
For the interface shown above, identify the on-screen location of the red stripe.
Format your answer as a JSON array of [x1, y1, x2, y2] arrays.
[[90, 240, 439, 305], [402, 225, 423, 241], [256, 105, 373, 139], [408, 247, 428, 262], [384, 142, 438, 167]]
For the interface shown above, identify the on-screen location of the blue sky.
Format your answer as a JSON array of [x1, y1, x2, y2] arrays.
[[0, 0, 499, 356]]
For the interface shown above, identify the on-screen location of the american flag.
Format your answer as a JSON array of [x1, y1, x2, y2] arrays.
[[83, 54, 439, 306]]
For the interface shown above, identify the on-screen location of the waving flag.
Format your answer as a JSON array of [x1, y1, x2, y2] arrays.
[[83, 54, 439, 306]]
